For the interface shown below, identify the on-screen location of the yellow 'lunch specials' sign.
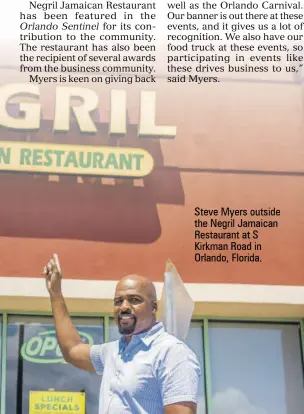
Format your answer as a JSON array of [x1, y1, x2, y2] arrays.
[[29, 391, 85, 414]]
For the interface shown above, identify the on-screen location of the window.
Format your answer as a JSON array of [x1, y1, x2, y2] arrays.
[[6, 315, 103, 414], [209, 322, 304, 414], [185, 321, 206, 414], [108, 318, 120, 342], [4, 315, 303, 414]]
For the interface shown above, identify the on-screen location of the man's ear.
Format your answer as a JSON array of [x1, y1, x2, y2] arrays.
[[152, 300, 158, 313]]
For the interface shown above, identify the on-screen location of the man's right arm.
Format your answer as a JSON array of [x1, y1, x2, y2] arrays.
[[50, 292, 95, 372], [44, 255, 96, 373]]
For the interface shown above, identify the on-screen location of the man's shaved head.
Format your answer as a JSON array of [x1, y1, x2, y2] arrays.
[[113, 275, 158, 339], [115, 275, 157, 302]]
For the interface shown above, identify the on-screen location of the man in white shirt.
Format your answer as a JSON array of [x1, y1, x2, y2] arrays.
[[44, 255, 201, 413]]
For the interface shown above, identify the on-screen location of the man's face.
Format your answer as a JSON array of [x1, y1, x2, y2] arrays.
[[113, 278, 157, 336]]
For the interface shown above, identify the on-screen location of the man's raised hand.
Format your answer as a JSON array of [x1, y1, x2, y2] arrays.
[[43, 253, 62, 295]]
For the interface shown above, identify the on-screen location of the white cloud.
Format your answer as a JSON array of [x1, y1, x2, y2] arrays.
[[213, 388, 268, 414]]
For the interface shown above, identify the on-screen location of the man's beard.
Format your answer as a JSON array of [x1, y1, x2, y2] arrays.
[[118, 314, 137, 335]]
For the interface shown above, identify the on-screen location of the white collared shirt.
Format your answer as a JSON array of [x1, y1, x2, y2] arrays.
[[90, 322, 201, 413]]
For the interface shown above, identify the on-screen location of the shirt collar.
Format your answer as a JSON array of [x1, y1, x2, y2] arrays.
[[120, 322, 164, 348]]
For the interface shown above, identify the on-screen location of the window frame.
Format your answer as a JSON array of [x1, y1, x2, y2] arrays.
[[0, 311, 303, 414], [0, 311, 109, 414]]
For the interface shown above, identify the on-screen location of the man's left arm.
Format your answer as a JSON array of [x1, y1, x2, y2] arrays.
[[164, 401, 197, 413], [155, 343, 201, 414]]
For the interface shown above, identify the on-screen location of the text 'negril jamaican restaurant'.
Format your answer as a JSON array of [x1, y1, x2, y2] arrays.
[[0, 69, 304, 414]]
